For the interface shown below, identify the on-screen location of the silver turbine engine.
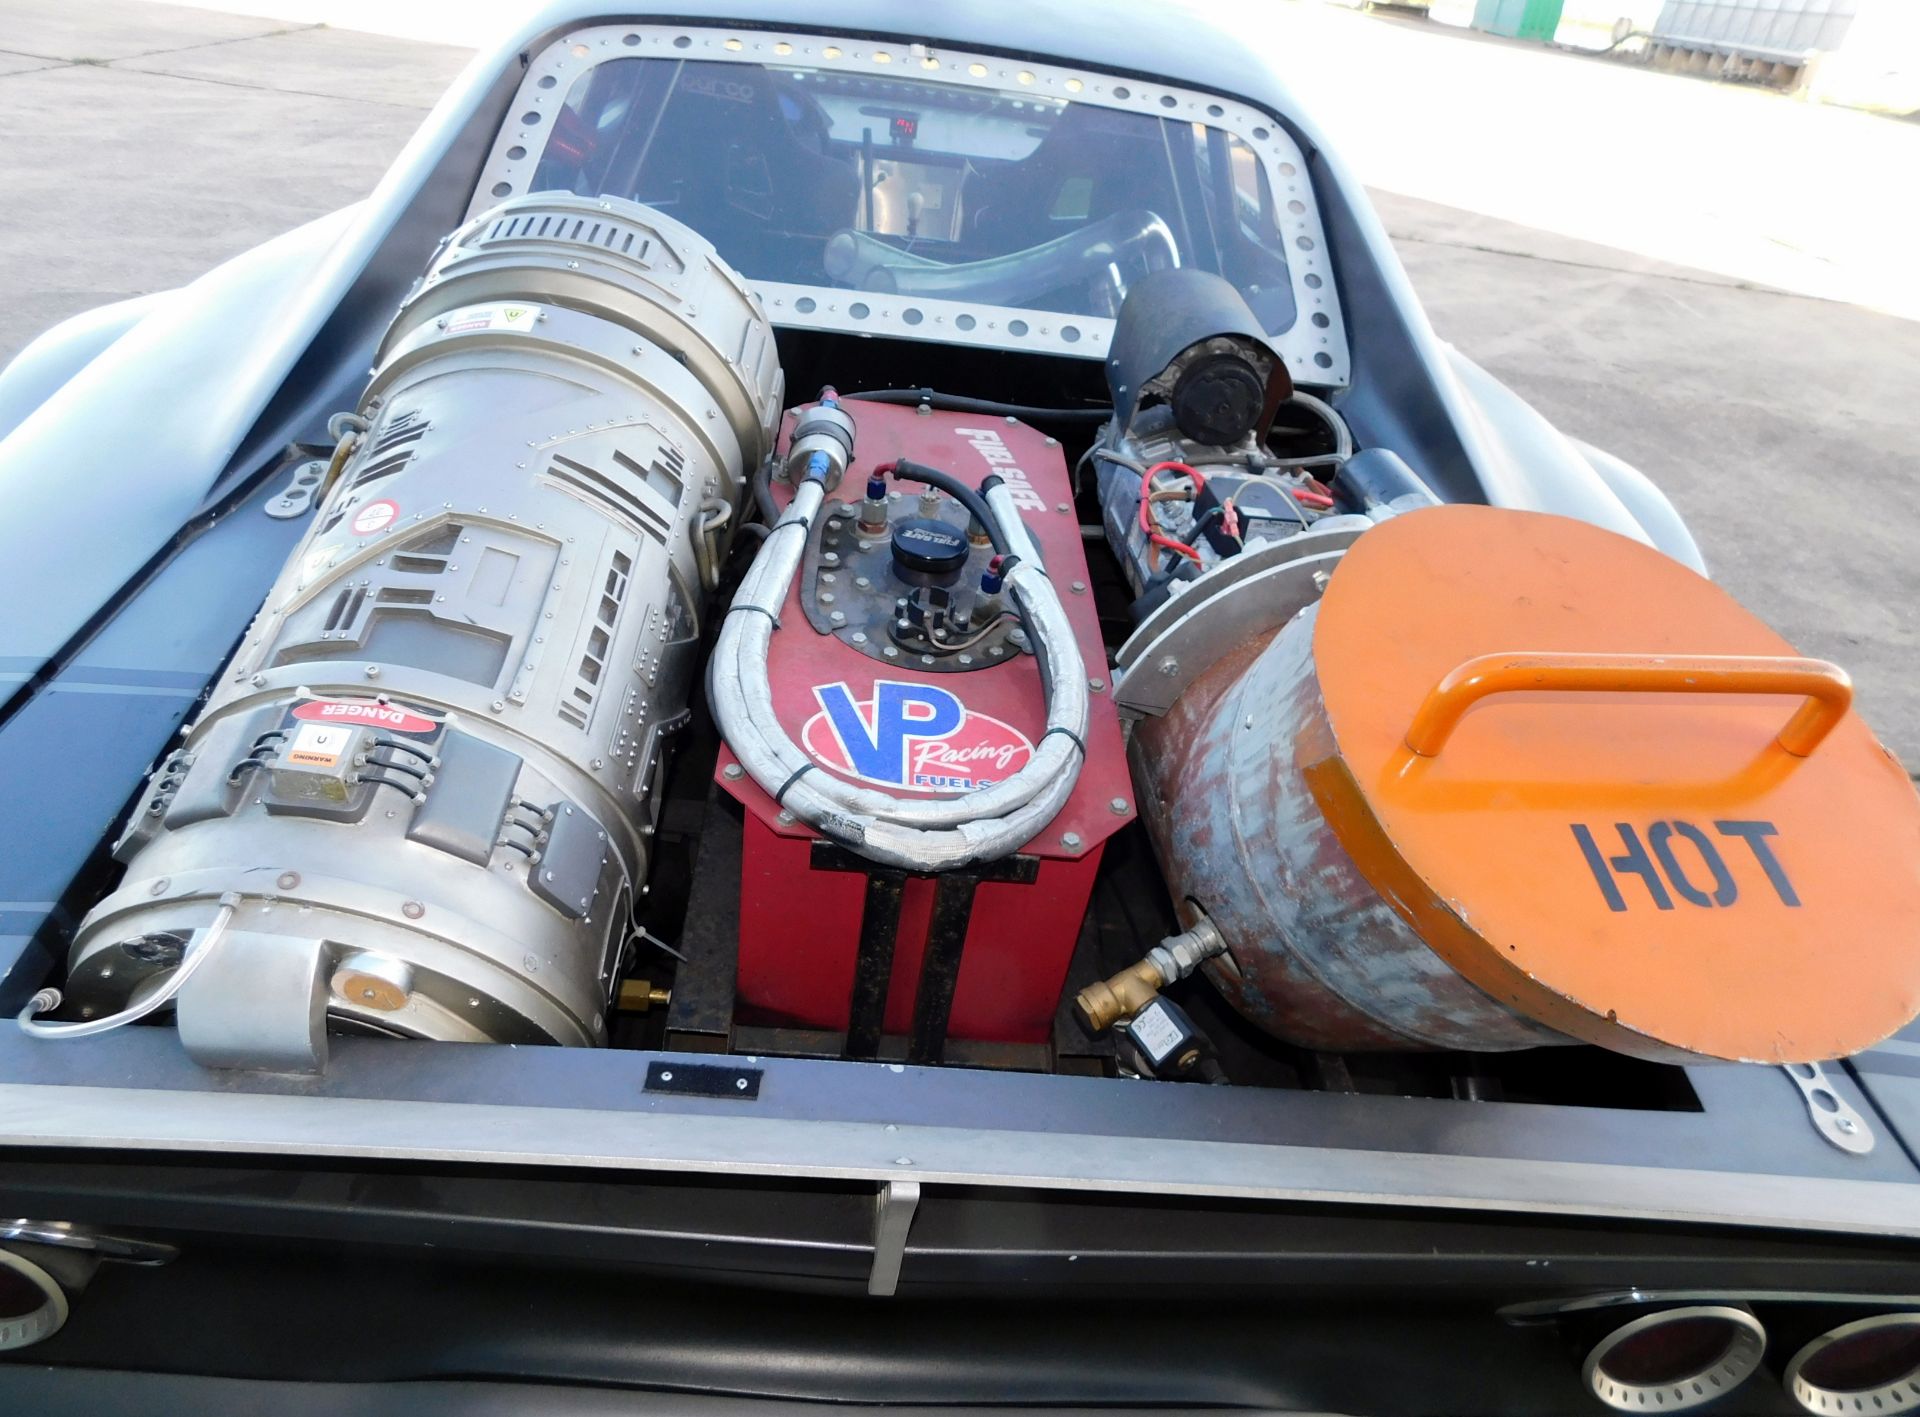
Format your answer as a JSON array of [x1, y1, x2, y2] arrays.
[[58, 194, 782, 1070]]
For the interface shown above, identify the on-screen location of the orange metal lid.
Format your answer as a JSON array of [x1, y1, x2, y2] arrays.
[[1308, 504, 1920, 1063]]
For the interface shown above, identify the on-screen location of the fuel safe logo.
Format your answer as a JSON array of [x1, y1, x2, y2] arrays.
[[802, 680, 1033, 793]]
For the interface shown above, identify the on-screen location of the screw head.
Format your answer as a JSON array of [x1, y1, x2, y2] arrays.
[[491, 699, 506, 712], [149, 877, 170, 896], [364, 664, 380, 679], [401, 900, 425, 920], [1838, 1117, 1859, 1134], [1157, 655, 1180, 677]]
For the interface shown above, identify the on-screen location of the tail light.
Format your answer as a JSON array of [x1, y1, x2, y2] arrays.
[[1584, 1305, 1767, 1411], [1785, 1314, 1920, 1414]]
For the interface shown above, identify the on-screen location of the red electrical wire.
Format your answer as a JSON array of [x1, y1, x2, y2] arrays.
[[1137, 461, 1207, 566]]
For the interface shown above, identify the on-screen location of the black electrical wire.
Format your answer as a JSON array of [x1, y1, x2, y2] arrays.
[[849, 388, 1113, 424], [885, 458, 1013, 555]]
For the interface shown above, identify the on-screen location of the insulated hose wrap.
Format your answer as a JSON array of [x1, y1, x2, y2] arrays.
[[710, 468, 1090, 869]]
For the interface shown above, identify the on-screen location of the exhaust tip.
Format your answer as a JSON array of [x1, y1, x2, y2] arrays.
[[0, 1248, 68, 1351], [1786, 1314, 1920, 1414], [1584, 1305, 1767, 1412]]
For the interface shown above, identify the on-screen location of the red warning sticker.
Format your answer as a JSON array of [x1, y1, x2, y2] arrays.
[[349, 499, 400, 536], [292, 698, 438, 736]]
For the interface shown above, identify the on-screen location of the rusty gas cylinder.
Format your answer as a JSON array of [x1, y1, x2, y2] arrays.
[[1131, 504, 1920, 1063]]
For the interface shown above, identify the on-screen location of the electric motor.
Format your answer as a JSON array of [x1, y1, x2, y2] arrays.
[[59, 194, 782, 1071]]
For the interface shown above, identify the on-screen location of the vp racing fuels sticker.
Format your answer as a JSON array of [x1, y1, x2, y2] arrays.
[[801, 680, 1034, 794]]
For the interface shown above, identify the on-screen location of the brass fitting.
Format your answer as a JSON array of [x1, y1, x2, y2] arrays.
[[1074, 958, 1168, 1035], [617, 979, 671, 1013], [1074, 916, 1229, 1035]]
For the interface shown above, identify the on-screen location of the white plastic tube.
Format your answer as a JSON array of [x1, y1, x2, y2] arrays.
[[18, 893, 240, 1039]]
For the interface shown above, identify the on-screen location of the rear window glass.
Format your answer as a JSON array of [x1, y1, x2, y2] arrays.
[[527, 57, 1299, 334]]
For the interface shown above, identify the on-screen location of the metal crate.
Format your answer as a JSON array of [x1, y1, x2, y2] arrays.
[[1652, 0, 1857, 64]]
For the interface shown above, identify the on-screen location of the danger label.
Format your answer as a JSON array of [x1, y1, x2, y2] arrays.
[[286, 721, 351, 768], [292, 698, 438, 736], [349, 499, 399, 536]]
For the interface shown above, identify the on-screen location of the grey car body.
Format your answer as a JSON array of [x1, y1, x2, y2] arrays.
[[6, 6, 1909, 1416]]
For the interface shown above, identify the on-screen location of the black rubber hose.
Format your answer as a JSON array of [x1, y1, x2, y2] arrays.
[[751, 458, 779, 525], [849, 387, 1113, 424], [886, 458, 1013, 555]]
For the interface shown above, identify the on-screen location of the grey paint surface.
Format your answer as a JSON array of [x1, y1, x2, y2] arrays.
[[0, 0, 1913, 768]]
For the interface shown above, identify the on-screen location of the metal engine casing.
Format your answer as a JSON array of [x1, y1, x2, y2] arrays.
[[63, 194, 781, 1068]]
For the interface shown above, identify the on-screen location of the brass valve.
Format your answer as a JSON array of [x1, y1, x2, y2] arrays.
[[1075, 958, 1168, 1035], [1074, 916, 1227, 1035]]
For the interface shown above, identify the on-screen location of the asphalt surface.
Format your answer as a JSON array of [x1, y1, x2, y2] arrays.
[[1, 0, 1915, 766]]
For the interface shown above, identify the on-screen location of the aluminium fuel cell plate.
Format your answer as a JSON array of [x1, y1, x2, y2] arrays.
[[1305, 505, 1920, 1063]]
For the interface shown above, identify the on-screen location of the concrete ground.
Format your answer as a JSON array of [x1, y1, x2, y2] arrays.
[[1, 0, 1915, 765]]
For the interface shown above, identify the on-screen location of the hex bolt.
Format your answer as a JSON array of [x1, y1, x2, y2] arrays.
[[1109, 798, 1130, 815], [851, 631, 869, 645], [1089, 677, 1106, 691], [830, 611, 847, 625], [1061, 832, 1083, 849], [723, 763, 745, 780], [1070, 580, 1086, 594], [777, 810, 796, 826]]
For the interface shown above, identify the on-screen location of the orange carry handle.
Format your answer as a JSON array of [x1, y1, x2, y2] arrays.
[[1404, 652, 1852, 759]]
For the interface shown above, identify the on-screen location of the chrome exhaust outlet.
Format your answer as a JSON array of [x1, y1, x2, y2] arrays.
[[1785, 1314, 1920, 1414], [1584, 1305, 1767, 1412]]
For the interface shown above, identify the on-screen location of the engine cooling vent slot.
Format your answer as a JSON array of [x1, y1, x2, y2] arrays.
[[383, 523, 463, 575], [559, 549, 634, 731], [481, 209, 656, 262], [545, 453, 675, 543]]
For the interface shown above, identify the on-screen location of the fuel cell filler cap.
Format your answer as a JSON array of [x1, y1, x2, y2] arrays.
[[891, 517, 969, 587]]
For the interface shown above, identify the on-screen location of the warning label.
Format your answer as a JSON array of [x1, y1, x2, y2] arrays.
[[286, 721, 350, 768], [349, 499, 399, 536], [443, 303, 541, 335], [291, 698, 438, 736]]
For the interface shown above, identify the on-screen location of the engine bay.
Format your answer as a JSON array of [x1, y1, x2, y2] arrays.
[[25, 190, 1920, 1112]]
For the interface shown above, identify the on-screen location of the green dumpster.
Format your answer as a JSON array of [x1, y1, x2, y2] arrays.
[[1471, 0, 1565, 41]]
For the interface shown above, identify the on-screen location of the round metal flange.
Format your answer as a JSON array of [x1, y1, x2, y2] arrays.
[[0, 1247, 69, 1352], [1584, 1305, 1766, 1413], [1785, 1313, 1920, 1414]]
